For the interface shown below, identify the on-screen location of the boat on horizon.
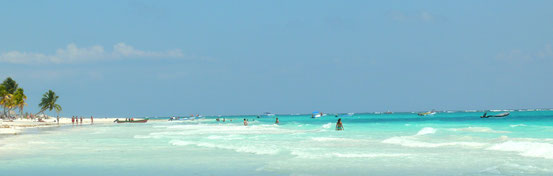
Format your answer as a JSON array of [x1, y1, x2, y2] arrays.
[[261, 112, 276, 117], [418, 110, 437, 116], [481, 112, 510, 118], [311, 111, 325, 118]]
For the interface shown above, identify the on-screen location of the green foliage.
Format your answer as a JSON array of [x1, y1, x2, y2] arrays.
[[38, 90, 62, 115], [0, 84, 13, 108], [0, 77, 61, 118], [13, 88, 27, 114], [1, 93, 13, 108], [0, 85, 6, 102], [1, 79, 27, 117], [1, 77, 19, 94]]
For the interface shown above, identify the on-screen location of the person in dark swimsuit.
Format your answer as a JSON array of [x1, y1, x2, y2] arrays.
[[336, 118, 344, 131]]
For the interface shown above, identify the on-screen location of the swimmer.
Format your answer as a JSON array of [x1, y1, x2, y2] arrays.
[[336, 118, 344, 131]]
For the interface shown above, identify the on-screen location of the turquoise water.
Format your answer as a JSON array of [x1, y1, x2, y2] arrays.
[[1, 110, 553, 175]]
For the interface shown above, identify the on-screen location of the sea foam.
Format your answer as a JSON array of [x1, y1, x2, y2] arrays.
[[509, 124, 527, 127], [416, 127, 437, 136], [170, 140, 279, 155], [382, 136, 486, 148], [487, 141, 553, 159], [382, 127, 486, 148], [449, 127, 510, 133]]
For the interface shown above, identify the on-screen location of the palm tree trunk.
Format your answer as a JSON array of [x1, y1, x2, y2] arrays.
[[2, 106, 6, 119], [5, 107, 10, 119], [36, 110, 44, 116]]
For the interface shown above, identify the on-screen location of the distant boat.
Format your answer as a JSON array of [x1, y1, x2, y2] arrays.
[[481, 112, 510, 118], [115, 119, 148, 123], [418, 110, 436, 116], [262, 112, 275, 117], [311, 111, 324, 118]]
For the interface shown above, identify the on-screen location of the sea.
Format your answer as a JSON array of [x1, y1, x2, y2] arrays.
[[1, 110, 553, 176]]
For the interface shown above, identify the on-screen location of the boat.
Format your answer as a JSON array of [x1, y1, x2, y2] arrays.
[[418, 110, 436, 116], [311, 111, 323, 118], [311, 111, 325, 118], [481, 112, 510, 118], [114, 119, 148, 123], [261, 112, 275, 117]]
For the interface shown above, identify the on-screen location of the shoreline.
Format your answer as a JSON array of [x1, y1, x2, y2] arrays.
[[0, 117, 120, 135]]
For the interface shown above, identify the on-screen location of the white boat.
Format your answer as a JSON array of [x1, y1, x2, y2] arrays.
[[262, 112, 275, 117], [311, 111, 325, 118]]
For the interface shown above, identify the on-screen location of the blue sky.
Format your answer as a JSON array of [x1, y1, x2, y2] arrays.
[[1, 0, 553, 117]]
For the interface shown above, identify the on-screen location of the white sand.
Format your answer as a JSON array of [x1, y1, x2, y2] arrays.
[[0, 117, 120, 135]]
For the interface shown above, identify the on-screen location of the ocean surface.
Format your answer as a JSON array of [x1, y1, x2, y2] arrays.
[[1, 110, 553, 176]]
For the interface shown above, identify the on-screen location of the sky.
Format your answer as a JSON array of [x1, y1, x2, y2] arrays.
[[1, 0, 553, 117]]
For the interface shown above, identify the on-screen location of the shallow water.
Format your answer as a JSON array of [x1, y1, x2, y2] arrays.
[[1, 111, 553, 176]]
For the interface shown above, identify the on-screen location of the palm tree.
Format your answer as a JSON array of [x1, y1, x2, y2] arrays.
[[1, 77, 19, 118], [1, 77, 18, 94], [12, 88, 27, 118], [1, 94, 14, 118], [0, 85, 6, 118], [38, 90, 62, 123], [0, 87, 16, 119]]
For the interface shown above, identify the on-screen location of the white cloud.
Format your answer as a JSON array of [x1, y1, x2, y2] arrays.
[[496, 43, 553, 62], [0, 43, 184, 64]]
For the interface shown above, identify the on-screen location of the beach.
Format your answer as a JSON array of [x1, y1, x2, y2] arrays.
[[0, 117, 120, 135], [1, 110, 552, 176]]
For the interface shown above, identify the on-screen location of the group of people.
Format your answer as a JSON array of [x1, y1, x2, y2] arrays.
[[216, 117, 232, 122], [240, 118, 263, 126], [232, 117, 344, 131], [72, 116, 93, 125]]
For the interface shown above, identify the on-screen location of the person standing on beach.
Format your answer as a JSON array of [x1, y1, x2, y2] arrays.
[[91, 116, 93, 124], [243, 119, 248, 126], [71, 116, 75, 125], [275, 117, 279, 124], [80, 117, 83, 124], [336, 118, 344, 131]]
